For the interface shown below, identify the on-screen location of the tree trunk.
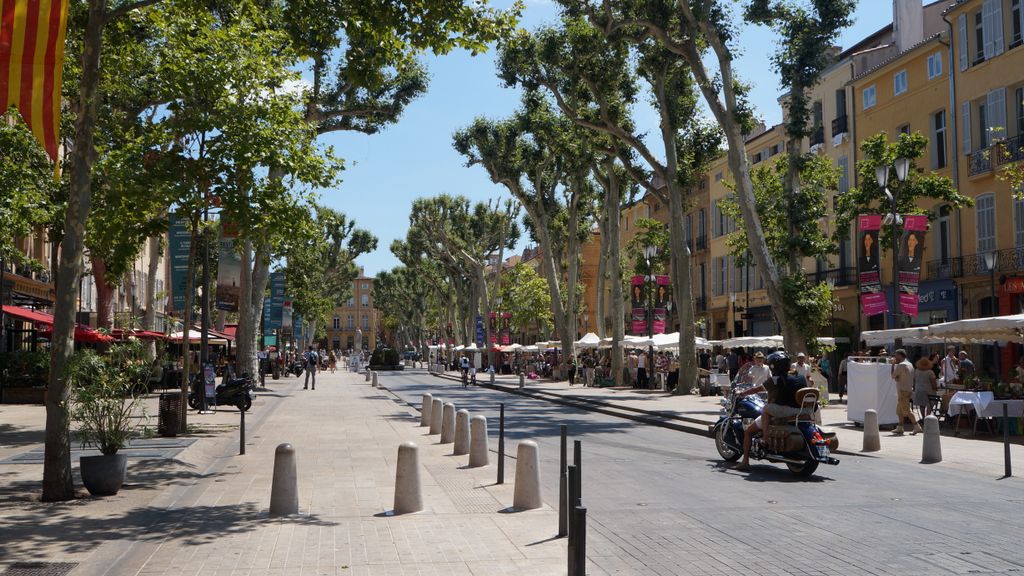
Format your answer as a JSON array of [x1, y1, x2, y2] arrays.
[[90, 255, 115, 329], [237, 242, 270, 379], [178, 216, 199, 433], [604, 160, 625, 387], [531, 212, 569, 379], [142, 235, 161, 360], [43, 0, 107, 502], [596, 213, 608, 339]]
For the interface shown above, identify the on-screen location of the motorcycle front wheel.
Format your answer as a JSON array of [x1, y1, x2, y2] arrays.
[[715, 424, 741, 462], [187, 394, 200, 410], [239, 395, 252, 412], [786, 460, 819, 477]]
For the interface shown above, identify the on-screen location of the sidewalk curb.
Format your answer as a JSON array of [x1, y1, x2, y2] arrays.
[[428, 371, 714, 438]]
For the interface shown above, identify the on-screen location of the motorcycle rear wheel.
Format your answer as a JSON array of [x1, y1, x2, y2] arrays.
[[239, 395, 252, 412], [786, 460, 819, 477], [187, 395, 200, 410], [715, 424, 741, 462]]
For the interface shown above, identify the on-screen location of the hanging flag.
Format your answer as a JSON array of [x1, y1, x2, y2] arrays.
[[898, 215, 928, 318], [630, 275, 647, 335], [0, 0, 71, 164], [858, 214, 888, 316], [214, 219, 242, 312], [652, 275, 670, 334]]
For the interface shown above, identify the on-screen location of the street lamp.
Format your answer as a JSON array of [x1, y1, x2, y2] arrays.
[[985, 251, 1001, 379], [643, 244, 657, 389], [875, 157, 911, 329]]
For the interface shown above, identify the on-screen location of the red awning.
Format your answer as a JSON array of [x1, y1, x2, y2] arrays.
[[222, 324, 237, 338], [38, 325, 114, 344], [193, 325, 235, 341], [2, 305, 54, 326]]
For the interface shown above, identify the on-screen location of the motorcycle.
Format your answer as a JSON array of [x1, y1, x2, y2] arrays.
[[189, 373, 254, 411], [713, 365, 839, 477], [285, 361, 305, 377]]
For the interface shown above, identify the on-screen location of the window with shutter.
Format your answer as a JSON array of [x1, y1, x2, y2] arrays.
[[962, 100, 972, 154], [987, 87, 1007, 142], [959, 13, 969, 70], [990, 0, 1005, 56], [1015, 196, 1024, 249], [838, 156, 849, 193], [976, 193, 996, 253]]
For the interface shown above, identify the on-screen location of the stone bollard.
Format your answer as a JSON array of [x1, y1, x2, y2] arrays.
[[519, 373, 525, 389], [393, 442, 423, 514], [365, 369, 371, 382], [513, 440, 542, 510], [269, 443, 298, 516], [440, 402, 456, 443], [490, 371, 495, 384], [429, 398, 444, 435], [922, 415, 942, 463], [454, 409, 471, 455], [863, 409, 881, 452], [372, 371, 379, 388], [469, 415, 490, 467], [420, 393, 433, 427]]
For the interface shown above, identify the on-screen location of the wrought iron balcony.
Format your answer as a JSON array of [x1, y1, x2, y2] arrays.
[[831, 115, 848, 138], [805, 267, 857, 287], [927, 247, 1024, 279], [810, 126, 825, 148], [968, 135, 1024, 176]]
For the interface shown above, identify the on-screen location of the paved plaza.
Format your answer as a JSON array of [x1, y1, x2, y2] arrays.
[[2, 367, 1024, 575]]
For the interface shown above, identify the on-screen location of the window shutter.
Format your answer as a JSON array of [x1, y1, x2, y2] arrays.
[[962, 101, 972, 154], [991, 0, 1005, 55], [988, 88, 1007, 141], [983, 1, 995, 59], [959, 14, 969, 70]]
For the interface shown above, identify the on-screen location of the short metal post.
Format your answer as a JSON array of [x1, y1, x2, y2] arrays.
[[567, 464, 578, 544], [1004, 403, 1012, 477], [567, 465, 577, 575], [573, 440, 582, 508], [239, 408, 246, 455], [573, 506, 587, 576], [558, 424, 568, 537], [497, 403, 505, 484]]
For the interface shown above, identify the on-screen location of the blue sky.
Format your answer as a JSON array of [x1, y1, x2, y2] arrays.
[[318, 0, 897, 276]]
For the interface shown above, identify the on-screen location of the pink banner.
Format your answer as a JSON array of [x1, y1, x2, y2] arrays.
[[898, 214, 928, 318], [858, 214, 888, 316]]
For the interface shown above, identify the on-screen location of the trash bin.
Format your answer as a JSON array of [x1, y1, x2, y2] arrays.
[[158, 392, 182, 437]]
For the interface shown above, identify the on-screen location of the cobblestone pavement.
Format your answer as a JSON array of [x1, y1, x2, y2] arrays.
[[384, 369, 1024, 576], [0, 369, 564, 576]]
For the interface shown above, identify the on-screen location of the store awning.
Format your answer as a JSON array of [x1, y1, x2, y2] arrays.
[[2, 305, 54, 326]]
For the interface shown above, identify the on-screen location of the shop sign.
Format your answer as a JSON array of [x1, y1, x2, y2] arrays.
[[1004, 277, 1024, 294]]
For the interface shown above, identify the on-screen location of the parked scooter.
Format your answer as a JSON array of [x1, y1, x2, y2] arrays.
[[286, 360, 305, 377], [189, 373, 254, 411], [713, 363, 839, 477]]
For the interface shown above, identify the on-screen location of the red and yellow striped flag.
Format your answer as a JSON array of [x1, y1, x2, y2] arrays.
[[0, 0, 70, 164]]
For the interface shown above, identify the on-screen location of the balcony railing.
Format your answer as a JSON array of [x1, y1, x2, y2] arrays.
[[831, 115, 848, 138], [926, 246, 1024, 279], [810, 126, 825, 147], [967, 135, 1024, 176], [805, 267, 857, 287]]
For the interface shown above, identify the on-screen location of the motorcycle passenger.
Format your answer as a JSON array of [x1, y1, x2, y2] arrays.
[[735, 351, 808, 471]]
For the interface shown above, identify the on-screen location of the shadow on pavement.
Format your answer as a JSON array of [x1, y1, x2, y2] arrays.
[[0, 423, 45, 449]]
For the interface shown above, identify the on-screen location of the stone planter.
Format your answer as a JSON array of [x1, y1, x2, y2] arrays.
[[80, 454, 128, 496]]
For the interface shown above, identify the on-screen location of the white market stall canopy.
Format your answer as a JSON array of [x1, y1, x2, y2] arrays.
[[168, 330, 228, 345], [926, 314, 1024, 343], [595, 333, 714, 351], [498, 343, 522, 352], [861, 327, 946, 346], [718, 335, 837, 349], [575, 332, 601, 348]]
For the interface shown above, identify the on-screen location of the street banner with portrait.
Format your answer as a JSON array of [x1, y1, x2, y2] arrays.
[[898, 215, 928, 318], [630, 275, 647, 335], [168, 213, 191, 312], [475, 315, 485, 346], [281, 297, 293, 335], [215, 220, 242, 311], [488, 312, 497, 344], [858, 214, 888, 316], [652, 275, 670, 334], [501, 312, 511, 345]]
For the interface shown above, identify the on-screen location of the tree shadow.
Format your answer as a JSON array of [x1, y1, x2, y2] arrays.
[[0, 495, 335, 561], [0, 423, 45, 449]]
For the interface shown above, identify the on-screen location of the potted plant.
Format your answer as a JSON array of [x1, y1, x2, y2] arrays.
[[68, 339, 151, 496]]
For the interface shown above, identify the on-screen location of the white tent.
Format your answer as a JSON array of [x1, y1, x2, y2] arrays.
[[168, 330, 228, 345], [499, 343, 522, 352], [521, 345, 539, 352], [926, 314, 1024, 343], [464, 343, 479, 351], [575, 332, 601, 348], [718, 335, 837, 349], [861, 327, 945, 346]]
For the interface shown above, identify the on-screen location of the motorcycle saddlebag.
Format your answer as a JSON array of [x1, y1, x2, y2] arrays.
[[765, 425, 805, 453]]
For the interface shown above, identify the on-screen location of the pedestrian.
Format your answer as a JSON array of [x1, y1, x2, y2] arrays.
[[1015, 357, 1024, 382], [328, 351, 337, 373], [716, 352, 728, 375], [891, 349, 922, 435], [957, 351, 975, 382], [940, 346, 959, 386], [929, 353, 942, 379], [913, 356, 938, 420], [636, 351, 649, 389], [727, 349, 739, 381], [791, 352, 812, 382], [568, 357, 577, 386], [838, 354, 849, 403], [303, 346, 319, 390], [819, 355, 831, 392]]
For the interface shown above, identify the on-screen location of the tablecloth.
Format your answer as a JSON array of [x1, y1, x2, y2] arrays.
[[948, 392, 1024, 418]]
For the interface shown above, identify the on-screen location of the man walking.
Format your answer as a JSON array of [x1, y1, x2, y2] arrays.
[[303, 346, 319, 390], [940, 346, 959, 386], [891, 349, 922, 435]]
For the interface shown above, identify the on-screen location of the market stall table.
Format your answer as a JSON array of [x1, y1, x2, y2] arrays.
[[947, 391, 1024, 434]]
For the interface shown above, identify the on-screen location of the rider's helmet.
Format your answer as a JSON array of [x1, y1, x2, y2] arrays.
[[766, 350, 791, 378]]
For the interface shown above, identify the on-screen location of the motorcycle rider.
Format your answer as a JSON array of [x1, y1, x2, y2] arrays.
[[735, 351, 809, 471]]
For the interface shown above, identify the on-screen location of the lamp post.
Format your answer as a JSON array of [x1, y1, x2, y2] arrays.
[[643, 244, 657, 389], [875, 157, 911, 329], [985, 251, 1001, 380]]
